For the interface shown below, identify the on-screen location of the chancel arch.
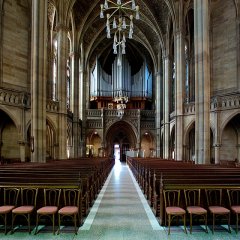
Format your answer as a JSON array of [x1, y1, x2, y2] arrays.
[[105, 121, 137, 161]]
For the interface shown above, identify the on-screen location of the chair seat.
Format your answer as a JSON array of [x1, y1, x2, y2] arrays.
[[187, 206, 207, 214], [58, 206, 78, 215], [37, 206, 58, 214], [12, 206, 34, 214], [209, 206, 230, 214], [0, 205, 15, 214], [231, 205, 240, 214], [166, 206, 185, 215]]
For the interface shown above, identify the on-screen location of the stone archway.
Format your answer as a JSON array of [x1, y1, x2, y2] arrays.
[[105, 121, 137, 161], [0, 109, 20, 162]]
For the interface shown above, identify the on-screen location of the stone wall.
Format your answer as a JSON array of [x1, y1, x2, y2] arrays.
[[1, 121, 19, 159], [211, 0, 237, 93], [2, 0, 30, 90], [220, 124, 237, 160]]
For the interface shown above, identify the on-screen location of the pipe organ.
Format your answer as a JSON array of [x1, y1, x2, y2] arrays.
[[90, 56, 152, 110]]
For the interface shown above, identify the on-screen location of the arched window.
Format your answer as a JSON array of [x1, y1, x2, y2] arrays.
[[66, 58, 71, 109], [185, 8, 195, 103], [52, 39, 58, 100], [185, 41, 189, 103]]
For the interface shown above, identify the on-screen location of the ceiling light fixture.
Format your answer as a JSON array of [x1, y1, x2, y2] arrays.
[[100, 0, 140, 55]]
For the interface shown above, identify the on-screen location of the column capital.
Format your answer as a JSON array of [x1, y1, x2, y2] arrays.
[[154, 71, 162, 77], [55, 23, 69, 32], [69, 51, 80, 58], [162, 54, 170, 61], [174, 28, 184, 38]]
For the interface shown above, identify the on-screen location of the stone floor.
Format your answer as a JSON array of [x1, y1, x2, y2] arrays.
[[0, 160, 238, 239]]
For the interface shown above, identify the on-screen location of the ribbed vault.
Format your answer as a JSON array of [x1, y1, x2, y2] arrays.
[[69, 0, 174, 72]]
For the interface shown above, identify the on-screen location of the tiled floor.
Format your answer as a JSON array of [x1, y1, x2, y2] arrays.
[[0, 161, 239, 239]]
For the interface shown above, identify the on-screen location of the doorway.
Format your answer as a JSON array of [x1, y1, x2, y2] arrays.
[[105, 121, 137, 161], [114, 144, 120, 164]]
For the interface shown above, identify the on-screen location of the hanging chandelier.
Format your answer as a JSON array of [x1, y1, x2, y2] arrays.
[[100, 0, 140, 55]]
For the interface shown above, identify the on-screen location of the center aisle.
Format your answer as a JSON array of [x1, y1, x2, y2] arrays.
[[79, 161, 163, 240]]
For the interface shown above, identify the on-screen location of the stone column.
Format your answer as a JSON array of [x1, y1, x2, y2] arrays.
[[79, 45, 86, 157], [194, 0, 211, 164], [163, 54, 170, 159], [175, 26, 184, 161], [70, 51, 81, 158], [56, 23, 69, 159], [155, 52, 163, 158], [19, 106, 26, 162], [214, 144, 221, 164], [31, 1, 47, 163], [213, 103, 220, 164], [47, 53, 54, 99]]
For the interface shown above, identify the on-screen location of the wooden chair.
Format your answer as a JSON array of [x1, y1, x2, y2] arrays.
[[11, 187, 38, 234], [35, 188, 61, 235], [0, 188, 20, 234], [163, 189, 187, 235], [58, 188, 81, 234], [184, 189, 208, 233], [205, 189, 231, 233], [227, 188, 240, 233]]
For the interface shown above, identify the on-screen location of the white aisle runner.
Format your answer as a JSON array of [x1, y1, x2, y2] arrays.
[[79, 161, 163, 240]]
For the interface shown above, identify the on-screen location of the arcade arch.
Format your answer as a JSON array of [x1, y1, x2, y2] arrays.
[[105, 121, 137, 161]]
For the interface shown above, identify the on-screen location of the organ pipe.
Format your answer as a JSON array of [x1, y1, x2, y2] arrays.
[[90, 56, 152, 99]]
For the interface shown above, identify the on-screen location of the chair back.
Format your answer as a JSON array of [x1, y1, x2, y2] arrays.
[[21, 187, 38, 207], [184, 189, 201, 207], [43, 188, 61, 207], [163, 189, 181, 207], [62, 188, 81, 207], [4, 187, 20, 206], [205, 189, 222, 206], [227, 189, 240, 207]]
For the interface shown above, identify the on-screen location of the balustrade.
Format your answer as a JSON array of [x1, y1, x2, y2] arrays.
[[0, 88, 30, 107]]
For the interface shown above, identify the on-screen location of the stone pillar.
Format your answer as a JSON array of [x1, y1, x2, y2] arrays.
[[163, 54, 170, 159], [47, 53, 54, 99], [71, 51, 81, 158], [19, 108, 26, 162], [213, 105, 220, 164], [31, 1, 47, 163], [175, 27, 184, 161], [19, 141, 26, 163], [155, 52, 163, 158], [79, 45, 86, 157], [194, 0, 211, 164], [56, 23, 69, 159], [214, 144, 221, 164]]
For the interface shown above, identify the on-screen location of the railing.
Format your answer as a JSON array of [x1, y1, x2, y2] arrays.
[[183, 93, 240, 115], [184, 102, 195, 114], [46, 100, 59, 112], [0, 88, 30, 108], [86, 109, 155, 118], [210, 93, 240, 110]]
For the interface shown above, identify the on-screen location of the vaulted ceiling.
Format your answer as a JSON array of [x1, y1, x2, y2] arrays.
[[50, 0, 176, 73]]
